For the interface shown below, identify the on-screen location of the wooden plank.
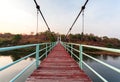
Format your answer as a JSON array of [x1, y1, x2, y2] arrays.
[[26, 43, 92, 82]]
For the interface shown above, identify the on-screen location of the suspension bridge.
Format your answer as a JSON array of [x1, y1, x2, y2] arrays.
[[0, 0, 120, 82]]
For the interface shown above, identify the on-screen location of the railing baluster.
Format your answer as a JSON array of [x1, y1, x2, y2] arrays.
[[36, 44, 40, 68], [52, 42, 54, 48], [65, 43, 67, 50], [46, 44, 48, 57], [79, 45, 83, 69], [71, 44, 73, 57], [50, 43, 52, 50]]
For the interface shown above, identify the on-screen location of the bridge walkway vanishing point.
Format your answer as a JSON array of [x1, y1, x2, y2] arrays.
[[26, 43, 92, 82]]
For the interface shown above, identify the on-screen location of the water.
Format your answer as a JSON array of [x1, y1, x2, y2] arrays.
[[0, 55, 36, 82], [83, 54, 120, 82], [0, 54, 120, 82]]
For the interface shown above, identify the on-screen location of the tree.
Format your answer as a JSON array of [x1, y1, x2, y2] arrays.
[[12, 34, 22, 44]]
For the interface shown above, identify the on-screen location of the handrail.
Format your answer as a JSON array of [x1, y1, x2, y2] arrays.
[[10, 60, 36, 82], [0, 42, 57, 82], [61, 41, 120, 82], [83, 52, 120, 73], [82, 44, 120, 53], [82, 61, 108, 82], [0, 44, 37, 52], [0, 52, 36, 71]]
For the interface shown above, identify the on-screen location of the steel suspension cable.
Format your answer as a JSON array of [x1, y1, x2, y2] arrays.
[[34, 0, 51, 32], [33, 0, 55, 40], [65, 0, 89, 38]]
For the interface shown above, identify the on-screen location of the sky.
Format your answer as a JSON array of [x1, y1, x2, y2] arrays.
[[0, 0, 120, 39]]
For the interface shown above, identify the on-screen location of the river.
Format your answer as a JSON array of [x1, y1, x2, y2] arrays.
[[0, 54, 120, 82], [0, 56, 36, 82], [83, 54, 120, 82]]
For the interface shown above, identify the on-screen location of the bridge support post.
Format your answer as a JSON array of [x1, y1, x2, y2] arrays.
[[71, 44, 73, 57], [79, 45, 83, 69], [66, 43, 68, 52], [53, 42, 55, 47], [65, 43, 67, 50], [52, 42, 53, 48], [46, 44, 47, 57], [36, 44, 40, 69], [52, 42, 53, 49], [50, 43, 52, 51], [51, 43, 53, 48]]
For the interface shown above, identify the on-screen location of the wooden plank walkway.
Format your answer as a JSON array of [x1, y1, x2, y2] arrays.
[[26, 43, 92, 82]]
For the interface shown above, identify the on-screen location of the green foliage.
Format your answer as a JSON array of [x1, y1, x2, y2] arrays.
[[67, 33, 120, 48], [0, 31, 120, 48], [105, 43, 113, 48], [0, 39, 11, 47], [61, 34, 65, 41], [12, 34, 22, 44]]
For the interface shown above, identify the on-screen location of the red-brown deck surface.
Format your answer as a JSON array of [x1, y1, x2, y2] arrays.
[[26, 43, 92, 82]]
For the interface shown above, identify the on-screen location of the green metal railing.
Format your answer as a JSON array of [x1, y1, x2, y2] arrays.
[[61, 42, 120, 82], [0, 42, 57, 82]]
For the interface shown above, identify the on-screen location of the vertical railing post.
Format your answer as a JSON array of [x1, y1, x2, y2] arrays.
[[52, 42, 54, 48], [79, 45, 83, 69], [71, 44, 73, 57], [54, 42, 56, 47], [65, 43, 67, 50], [50, 43, 51, 51], [54, 42, 56, 46], [36, 44, 40, 68], [52, 42, 53, 49], [54, 42, 55, 47], [51, 42, 53, 48], [51, 42, 53, 51], [46, 43, 47, 57], [65, 43, 67, 51]]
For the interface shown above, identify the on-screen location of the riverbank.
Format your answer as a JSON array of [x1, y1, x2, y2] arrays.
[[85, 51, 120, 56]]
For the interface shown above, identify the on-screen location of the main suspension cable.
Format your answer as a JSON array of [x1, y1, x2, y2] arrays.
[[33, 0, 55, 40], [33, 0, 51, 32], [65, 0, 89, 38]]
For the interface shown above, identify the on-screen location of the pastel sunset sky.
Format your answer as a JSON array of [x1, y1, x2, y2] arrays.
[[0, 0, 120, 38]]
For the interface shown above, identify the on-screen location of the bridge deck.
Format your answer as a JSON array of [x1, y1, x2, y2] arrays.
[[26, 43, 92, 82]]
